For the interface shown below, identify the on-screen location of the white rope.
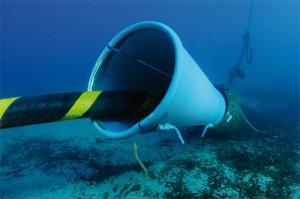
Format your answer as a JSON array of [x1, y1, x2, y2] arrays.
[[201, 123, 214, 138], [157, 123, 185, 144]]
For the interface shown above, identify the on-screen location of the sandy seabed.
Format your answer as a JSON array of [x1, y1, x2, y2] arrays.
[[1, 96, 299, 199]]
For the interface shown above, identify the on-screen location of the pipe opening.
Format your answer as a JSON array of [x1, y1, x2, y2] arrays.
[[89, 29, 175, 132]]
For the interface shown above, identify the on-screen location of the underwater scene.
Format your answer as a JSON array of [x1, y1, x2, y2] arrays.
[[1, 1, 299, 199]]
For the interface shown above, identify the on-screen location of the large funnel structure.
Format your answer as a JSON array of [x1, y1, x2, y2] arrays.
[[88, 21, 227, 139]]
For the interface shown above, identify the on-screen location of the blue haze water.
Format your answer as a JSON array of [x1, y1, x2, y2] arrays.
[[0, 1, 300, 198], [1, 1, 299, 99]]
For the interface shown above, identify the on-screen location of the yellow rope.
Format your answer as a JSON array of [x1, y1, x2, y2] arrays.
[[237, 104, 267, 133], [122, 143, 148, 197], [133, 143, 148, 185]]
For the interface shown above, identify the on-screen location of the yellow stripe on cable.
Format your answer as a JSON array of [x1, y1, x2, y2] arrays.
[[0, 97, 20, 120], [62, 91, 101, 120]]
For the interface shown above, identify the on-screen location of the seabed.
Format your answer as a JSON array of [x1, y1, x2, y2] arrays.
[[0, 94, 299, 199]]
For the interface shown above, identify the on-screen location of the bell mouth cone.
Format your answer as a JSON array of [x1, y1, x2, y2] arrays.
[[88, 21, 226, 139]]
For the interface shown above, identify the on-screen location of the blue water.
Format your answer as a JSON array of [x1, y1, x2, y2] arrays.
[[1, 1, 299, 198], [1, 1, 299, 98]]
